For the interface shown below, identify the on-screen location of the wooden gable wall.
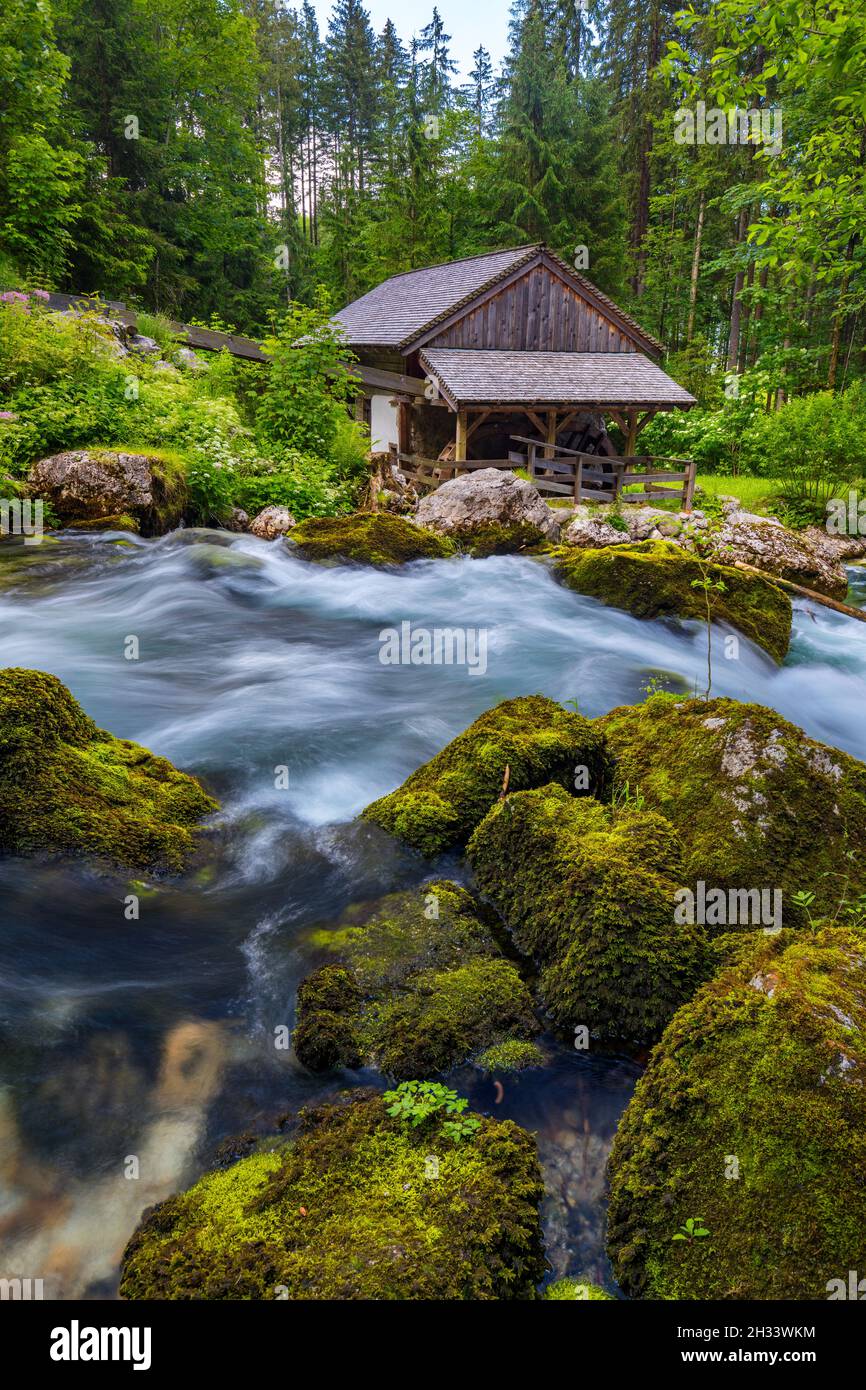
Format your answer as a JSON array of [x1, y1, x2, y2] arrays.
[[425, 263, 639, 355]]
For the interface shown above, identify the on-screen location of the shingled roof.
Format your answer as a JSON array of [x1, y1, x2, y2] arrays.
[[419, 349, 697, 410], [333, 246, 536, 349], [333, 244, 663, 357]]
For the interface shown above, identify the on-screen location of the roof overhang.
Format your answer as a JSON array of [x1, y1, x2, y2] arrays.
[[418, 349, 697, 412]]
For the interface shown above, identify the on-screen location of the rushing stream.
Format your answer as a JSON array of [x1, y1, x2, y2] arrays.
[[2, 528, 866, 1299]]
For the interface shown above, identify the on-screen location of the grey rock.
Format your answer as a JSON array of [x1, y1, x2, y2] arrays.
[[249, 505, 296, 540], [415, 467, 561, 541]]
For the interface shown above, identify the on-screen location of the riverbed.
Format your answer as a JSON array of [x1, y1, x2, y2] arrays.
[[1, 528, 865, 1297]]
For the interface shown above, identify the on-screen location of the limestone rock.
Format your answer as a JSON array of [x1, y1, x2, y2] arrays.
[[415, 467, 561, 548], [29, 449, 187, 536], [249, 505, 296, 540]]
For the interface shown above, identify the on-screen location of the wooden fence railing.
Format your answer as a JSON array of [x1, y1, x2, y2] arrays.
[[388, 442, 697, 512], [509, 436, 696, 510]]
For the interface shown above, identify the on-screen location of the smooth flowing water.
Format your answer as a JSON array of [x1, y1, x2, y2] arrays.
[[2, 528, 865, 1298]]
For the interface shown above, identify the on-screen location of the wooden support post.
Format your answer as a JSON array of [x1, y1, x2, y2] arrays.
[[624, 410, 639, 456], [397, 401, 410, 456], [544, 410, 557, 460], [683, 456, 697, 513], [573, 456, 583, 504], [455, 409, 468, 463]]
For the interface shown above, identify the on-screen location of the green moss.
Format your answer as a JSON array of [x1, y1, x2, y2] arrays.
[[66, 513, 140, 533], [454, 521, 551, 557], [599, 694, 866, 915], [554, 540, 792, 663], [607, 927, 866, 1300], [475, 1039, 546, 1073], [290, 512, 455, 566], [467, 784, 713, 1043], [293, 882, 538, 1079], [0, 667, 217, 872], [544, 1279, 615, 1300], [119, 1090, 546, 1300], [362, 694, 611, 856]]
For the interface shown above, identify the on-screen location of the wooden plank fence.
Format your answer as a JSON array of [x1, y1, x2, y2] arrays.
[[389, 440, 696, 512]]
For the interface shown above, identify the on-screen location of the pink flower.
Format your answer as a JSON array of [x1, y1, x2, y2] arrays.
[[0, 291, 28, 303], [0, 411, 18, 422], [32, 289, 50, 301]]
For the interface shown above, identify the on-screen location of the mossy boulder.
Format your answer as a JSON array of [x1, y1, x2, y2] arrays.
[[554, 540, 792, 663], [544, 1279, 615, 1300], [475, 1039, 546, 1073], [599, 693, 866, 915], [293, 882, 538, 1078], [290, 512, 454, 566], [607, 927, 866, 1300], [467, 784, 713, 1043], [29, 449, 188, 536], [119, 1090, 546, 1300], [0, 667, 216, 872], [362, 694, 611, 856]]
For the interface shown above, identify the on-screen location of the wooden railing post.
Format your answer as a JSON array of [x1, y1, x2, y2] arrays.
[[573, 456, 583, 503], [683, 457, 696, 513]]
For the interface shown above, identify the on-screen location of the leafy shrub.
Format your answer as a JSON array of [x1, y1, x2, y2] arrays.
[[742, 383, 866, 504], [233, 450, 359, 521], [255, 288, 361, 459]]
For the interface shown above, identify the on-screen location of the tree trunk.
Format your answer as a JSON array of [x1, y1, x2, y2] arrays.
[[726, 206, 749, 371], [686, 188, 706, 342]]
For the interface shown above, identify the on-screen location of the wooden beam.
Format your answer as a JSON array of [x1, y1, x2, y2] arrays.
[[466, 409, 491, 441], [624, 409, 639, 456], [455, 409, 468, 462], [544, 410, 557, 460], [524, 409, 547, 438]]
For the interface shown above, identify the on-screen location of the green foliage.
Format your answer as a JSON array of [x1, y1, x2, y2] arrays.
[[256, 291, 361, 460], [384, 1081, 482, 1144], [0, 293, 366, 525], [744, 384, 866, 503], [672, 1218, 710, 1244]]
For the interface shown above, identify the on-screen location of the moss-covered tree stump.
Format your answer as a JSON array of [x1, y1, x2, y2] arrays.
[[467, 784, 713, 1043], [120, 1091, 546, 1300], [607, 928, 866, 1299], [0, 667, 216, 872], [555, 540, 792, 663], [362, 694, 611, 855], [292, 882, 538, 1078]]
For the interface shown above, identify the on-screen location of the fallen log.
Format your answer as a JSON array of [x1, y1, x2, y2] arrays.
[[731, 559, 866, 624]]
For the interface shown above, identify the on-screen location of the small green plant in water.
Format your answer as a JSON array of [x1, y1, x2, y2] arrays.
[[383, 1080, 480, 1143], [672, 1217, 710, 1244]]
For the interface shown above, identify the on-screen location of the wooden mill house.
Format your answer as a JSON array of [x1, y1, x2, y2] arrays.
[[334, 244, 698, 507]]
